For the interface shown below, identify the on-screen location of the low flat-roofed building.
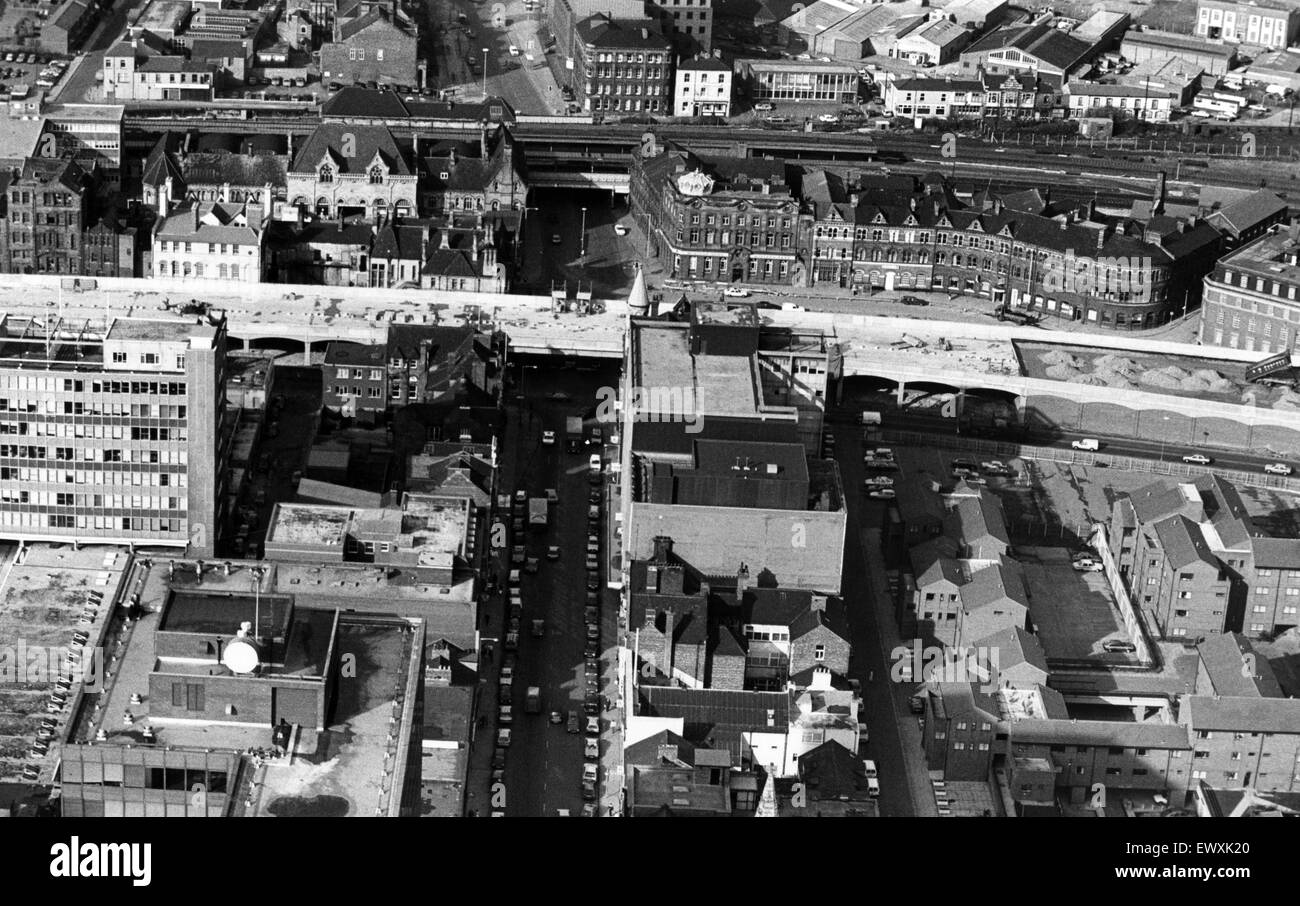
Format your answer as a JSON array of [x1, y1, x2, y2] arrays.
[[59, 558, 425, 816], [738, 58, 861, 104], [1121, 28, 1239, 75], [264, 493, 471, 584], [418, 684, 472, 816]]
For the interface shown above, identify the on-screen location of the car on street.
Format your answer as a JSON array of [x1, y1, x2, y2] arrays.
[[867, 777, 880, 798], [586, 556, 599, 572], [1072, 559, 1103, 572], [585, 716, 600, 735], [567, 711, 580, 733], [589, 453, 602, 472], [614, 224, 628, 235], [585, 640, 599, 658], [547, 545, 561, 560], [817, 113, 839, 123], [542, 429, 556, 445], [551, 233, 562, 244], [754, 102, 774, 111], [509, 44, 519, 55], [863, 476, 894, 488], [863, 759, 878, 779], [723, 287, 751, 298], [585, 605, 599, 622], [1102, 639, 1137, 653], [584, 697, 600, 715], [499, 704, 513, 724], [514, 489, 528, 506], [504, 630, 518, 651], [583, 762, 599, 783], [1264, 462, 1294, 475], [550, 711, 563, 725], [1181, 453, 1212, 465], [585, 656, 600, 675], [585, 737, 599, 759], [492, 747, 506, 769], [586, 623, 599, 640], [531, 618, 545, 638], [582, 782, 597, 801], [899, 295, 928, 306], [581, 803, 597, 817], [511, 544, 525, 565], [497, 728, 511, 747], [524, 556, 540, 574], [868, 489, 896, 500]]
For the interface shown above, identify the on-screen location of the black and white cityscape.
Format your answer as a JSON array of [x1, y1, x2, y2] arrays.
[[0, 0, 1298, 840]]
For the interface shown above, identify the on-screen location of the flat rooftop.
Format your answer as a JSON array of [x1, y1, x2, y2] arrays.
[[66, 558, 421, 816], [266, 504, 352, 547], [160, 588, 293, 637], [244, 618, 417, 817], [0, 544, 130, 783], [1218, 228, 1300, 285], [105, 317, 211, 344]]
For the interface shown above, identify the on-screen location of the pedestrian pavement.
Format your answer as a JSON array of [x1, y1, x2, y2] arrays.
[[463, 397, 525, 817], [861, 527, 940, 818]]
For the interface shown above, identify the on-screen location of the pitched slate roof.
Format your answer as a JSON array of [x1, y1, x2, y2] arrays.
[[291, 123, 409, 176], [1196, 633, 1285, 698], [960, 560, 1028, 612], [974, 625, 1047, 676], [1207, 189, 1289, 235], [371, 222, 425, 260], [1184, 695, 1300, 734], [181, 151, 287, 187], [1153, 515, 1218, 569]]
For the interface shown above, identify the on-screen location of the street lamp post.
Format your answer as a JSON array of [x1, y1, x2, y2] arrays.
[[579, 206, 588, 261], [482, 47, 489, 99]]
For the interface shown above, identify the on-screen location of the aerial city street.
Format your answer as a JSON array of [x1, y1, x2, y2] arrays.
[[0, 0, 1298, 854]]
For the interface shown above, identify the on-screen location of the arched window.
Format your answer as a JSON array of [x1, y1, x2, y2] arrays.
[[319, 165, 334, 183], [369, 165, 383, 185], [952, 253, 962, 266]]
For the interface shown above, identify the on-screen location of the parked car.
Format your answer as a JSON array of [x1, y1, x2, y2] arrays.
[[1072, 559, 1103, 572], [547, 545, 561, 561], [1181, 453, 1212, 465], [754, 102, 774, 112], [723, 287, 751, 298], [567, 710, 579, 733], [542, 429, 556, 445], [1102, 639, 1137, 653], [497, 728, 512, 747], [1264, 462, 1293, 476], [613, 224, 628, 236], [868, 489, 896, 500], [585, 716, 600, 735], [899, 295, 928, 306], [584, 737, 599, 759], [551, 233, 562, 244]]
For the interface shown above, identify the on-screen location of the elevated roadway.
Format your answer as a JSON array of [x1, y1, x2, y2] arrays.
[[2, 275, 1296, 452]]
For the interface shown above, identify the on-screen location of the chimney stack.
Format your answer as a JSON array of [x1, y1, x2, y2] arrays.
[[736, 563, 750, 598], [1154, 170, 1166, 215], [652, 535, 673, 562]]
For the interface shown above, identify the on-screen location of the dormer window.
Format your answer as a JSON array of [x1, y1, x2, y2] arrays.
[[369, 165, 384, 185], [319, 164, 334, 183]]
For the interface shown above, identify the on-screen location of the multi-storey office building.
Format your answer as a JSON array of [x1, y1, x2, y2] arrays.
[[1199, 224, 1300, 353], [631, 144, 812, 286], [0, 315, 230, 556], [647, 0, 713, 55], [573, 16, 674, 115], [1196, 0, 1300, 50]]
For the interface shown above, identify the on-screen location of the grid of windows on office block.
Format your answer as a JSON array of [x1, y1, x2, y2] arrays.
[[60, 747, 235, 817], [0, 372, 191, 536]]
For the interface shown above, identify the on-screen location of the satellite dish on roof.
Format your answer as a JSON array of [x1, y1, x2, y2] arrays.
[[223, 624, 262, 675]]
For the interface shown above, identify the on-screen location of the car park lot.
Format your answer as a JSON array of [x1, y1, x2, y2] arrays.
[[1016, 547, 1135, 663]]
